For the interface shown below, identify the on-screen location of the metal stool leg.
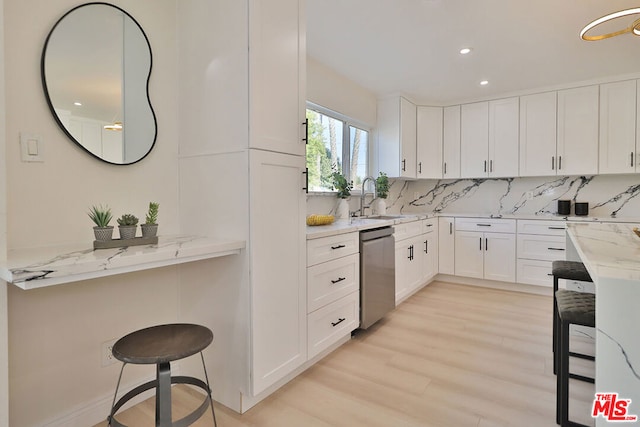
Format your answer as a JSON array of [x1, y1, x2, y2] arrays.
[[108, 362, 128, 426], [156, 362, 172, 427], [200, 352, 218, 427], [553, 274, 559, 375]]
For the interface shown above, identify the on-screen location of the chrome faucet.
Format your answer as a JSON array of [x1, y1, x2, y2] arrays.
[[360, 176, 377, 216]]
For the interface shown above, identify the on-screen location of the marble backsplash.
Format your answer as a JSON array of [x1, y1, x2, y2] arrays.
[[307, 174, 640, 219]]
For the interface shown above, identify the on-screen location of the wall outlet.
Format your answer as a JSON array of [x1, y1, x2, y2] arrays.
[[101, 339, 118, 367]]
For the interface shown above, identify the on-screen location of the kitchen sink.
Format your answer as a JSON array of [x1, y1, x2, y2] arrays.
[[366, 215, 404, 220]]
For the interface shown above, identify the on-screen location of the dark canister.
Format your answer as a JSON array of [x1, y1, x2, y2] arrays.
[[557, 200, 571, 215], [574, 202, 589, 216]]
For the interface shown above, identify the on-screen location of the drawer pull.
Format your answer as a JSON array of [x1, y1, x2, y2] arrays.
[[425, 223, 433, 227], [331, 277, 346, 284], [547, 273, 554, 276], [331, 318, 346, 327], [331, 244, 346, 250], [548, 247, 565, 251], [477, 223, 492, 227], [548, 226, 566, 230]]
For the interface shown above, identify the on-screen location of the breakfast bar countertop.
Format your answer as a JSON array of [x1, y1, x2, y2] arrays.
[[0, 235, 246, 290], [565, 221, 640, 426]]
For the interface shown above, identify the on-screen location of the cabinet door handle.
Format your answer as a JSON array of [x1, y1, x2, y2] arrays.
[[331, 277, 346, 284], [548, 226, 566, 230], [302, 168, 308, 193], [477, 223, 492, 227], [632, 152, 635, 167], [485, 237, 488, 251], [444, 162, 447, 175], [302, 118, 308, 144], [558, 156, 562, 170], [548, 247, 565, 251], [484, 160, 487, 173], [402, 159, 406, 172], [331, 318, 346, 327], [551, 156, 555, 170], [479, 237, 482, 251], [424, 240, 428, 253], [331, 244, 346, 250], [449, 222, 453, 234], [490, 159, 493, 173], [418, 162, 422, 174]]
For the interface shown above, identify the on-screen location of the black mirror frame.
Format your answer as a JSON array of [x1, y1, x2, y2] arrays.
[[41, 2, 157, 165]]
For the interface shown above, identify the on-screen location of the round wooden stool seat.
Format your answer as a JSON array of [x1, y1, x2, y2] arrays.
[[112, 323, 213, 364], [108, 323, 217, 427]]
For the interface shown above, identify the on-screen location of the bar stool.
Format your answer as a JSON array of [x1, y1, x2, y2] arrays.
[[551, 260, 594, 374], [556, 289, 595, 427], [107, 323, 217, 427]]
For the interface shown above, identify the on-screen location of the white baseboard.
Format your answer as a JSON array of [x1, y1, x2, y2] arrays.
[[40, 370, 167, 427]]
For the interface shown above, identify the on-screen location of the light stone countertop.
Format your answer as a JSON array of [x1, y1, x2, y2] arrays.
[[0, 235, 246, 290]]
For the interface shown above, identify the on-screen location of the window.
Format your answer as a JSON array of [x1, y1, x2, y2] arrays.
[[305, 105, 369, 192]]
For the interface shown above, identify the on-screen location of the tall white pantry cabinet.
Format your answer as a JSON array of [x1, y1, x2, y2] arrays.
[[177, 0, 306, 413], [248, 0, 307, 397]]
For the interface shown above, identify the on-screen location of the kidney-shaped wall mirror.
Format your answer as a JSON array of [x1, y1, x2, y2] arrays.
[[42, 2, 156, 165]]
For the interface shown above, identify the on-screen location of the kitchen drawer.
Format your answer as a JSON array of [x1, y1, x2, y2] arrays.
[[516, 259, 553, 287], [393, 220, 423, 241], [455, 217, 516, 233], [308, 291, 359, 359], [517, 219, 566, 236], [307, 232, 359, 267], [517, 234, 566, 261], [307, 253, 360, 313], [422, 218, 437, 234]]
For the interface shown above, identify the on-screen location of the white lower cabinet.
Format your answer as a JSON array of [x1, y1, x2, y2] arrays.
[[516, 220, 566, 287], [394, 218, 438, 304], [306, 232, 360, 359], [454, 218, 516, 282], [438, 217, 455, 274]]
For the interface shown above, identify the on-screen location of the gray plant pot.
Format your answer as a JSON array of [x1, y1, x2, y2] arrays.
[[93, 226, 114, 241], [141, 223, 158, 238], [118, 225, 137, 240]]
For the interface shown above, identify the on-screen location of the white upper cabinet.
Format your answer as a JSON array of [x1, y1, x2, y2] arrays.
[[460, 102, 489, 178], [599, 80, 637, 174], [488, 97, 519, 178], [460, 98, 519, 178], [416, 106, 443, 179], [557, 86, 599, 175], [443, 105, 461, 179], [378, 96, 417, 178], [519, 91, 557, 177], [249, 0, 305, 156]]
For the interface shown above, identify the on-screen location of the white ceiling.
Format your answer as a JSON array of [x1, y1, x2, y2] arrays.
[[307, 0, 640, 105]]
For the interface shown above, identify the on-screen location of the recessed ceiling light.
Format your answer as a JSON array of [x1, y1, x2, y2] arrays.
[[459, 47, 471, 55], [480, 80, 489, 86], [74, 102, 82, 106]]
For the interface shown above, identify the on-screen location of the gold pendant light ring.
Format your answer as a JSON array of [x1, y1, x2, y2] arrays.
[[580, 8, 640, 41]]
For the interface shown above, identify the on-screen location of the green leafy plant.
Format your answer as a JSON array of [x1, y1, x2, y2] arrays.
[[88, 205, 113, 228], [117, 213, 139, 226], [375, 172, 390, 199], [145, 202, 159, 225], [331, 171, 353, 199]]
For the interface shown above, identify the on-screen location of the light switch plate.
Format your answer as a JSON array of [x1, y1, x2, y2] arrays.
[[20, 133, 44, 162]]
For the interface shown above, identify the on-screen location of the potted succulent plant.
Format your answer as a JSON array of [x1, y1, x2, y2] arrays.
[[141, 202, 159, 238], [88, 205, 114, 241], [117, 213, 139, 240], [331, 171, 352, 219], [373, 172, 389, 215]]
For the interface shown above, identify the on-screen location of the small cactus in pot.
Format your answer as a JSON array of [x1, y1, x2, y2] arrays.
[[141, 202, 159, 238], [88, 205, 114, 241], [117, 213, 139, 240]]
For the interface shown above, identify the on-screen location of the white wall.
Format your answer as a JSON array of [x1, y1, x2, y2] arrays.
[[4, 1, 182, 426], [307, 56, 377, 127], [0, 0, 9, 424]]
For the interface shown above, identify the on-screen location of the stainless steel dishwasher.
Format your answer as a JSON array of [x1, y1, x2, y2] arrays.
[[359, 226, 395, 329]]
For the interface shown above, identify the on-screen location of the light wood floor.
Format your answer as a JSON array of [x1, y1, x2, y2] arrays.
[[94, 281, 595, 427]]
